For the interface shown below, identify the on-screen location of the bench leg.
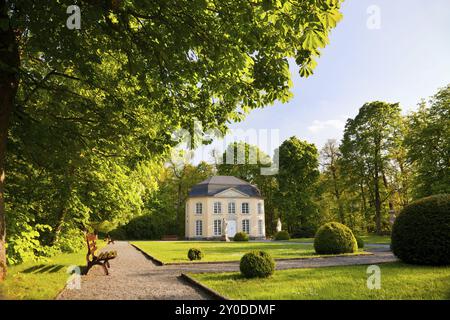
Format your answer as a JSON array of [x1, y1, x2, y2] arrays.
[[84, 262, 93, 275], [101, 262, 109, 275]]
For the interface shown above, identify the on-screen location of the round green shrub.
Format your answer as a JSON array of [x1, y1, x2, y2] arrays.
[[314, 222, 358, 254], [240, 250, 275, 278], [187, 248, 204, 261], [274, 230, 290, 241], [355, 236, 364, 249], [233, 232, 249, 242], [391, 194, 450, 265]]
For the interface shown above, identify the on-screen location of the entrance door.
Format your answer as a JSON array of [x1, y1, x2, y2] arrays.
[[227, 220, 236, 237]]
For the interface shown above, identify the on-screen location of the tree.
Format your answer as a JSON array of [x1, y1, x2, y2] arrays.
[[0, 0, 343, 279], [276, 136, 320, 233], [405, 85, 450, 198], [340, 102, 403, 234], [217, 141, 278, 235], [159, 161, 214, 236], [319, 139, 345, 223]]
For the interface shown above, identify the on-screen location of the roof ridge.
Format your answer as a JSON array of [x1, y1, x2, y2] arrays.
[[188, 175, 262, 198]]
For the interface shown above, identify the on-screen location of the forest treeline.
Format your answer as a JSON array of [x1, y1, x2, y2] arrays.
[[6, 85, 449, 264]]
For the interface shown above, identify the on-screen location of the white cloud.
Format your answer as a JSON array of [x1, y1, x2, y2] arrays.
[[307, 119, 346, 133]]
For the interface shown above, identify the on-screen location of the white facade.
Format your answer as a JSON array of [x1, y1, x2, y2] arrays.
[[185, 187, 266, 240]]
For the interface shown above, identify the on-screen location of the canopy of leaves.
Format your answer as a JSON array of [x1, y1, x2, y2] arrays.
[[405, 85, 450, 198], [276, 136, 320, 232], [3, 0, 344, 263]]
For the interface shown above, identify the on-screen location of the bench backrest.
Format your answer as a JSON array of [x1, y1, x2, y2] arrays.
[[86, 233, 98, 262]]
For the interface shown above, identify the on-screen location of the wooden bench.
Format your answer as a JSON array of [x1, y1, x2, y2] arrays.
[[86, 234, 117, 275], [104, 234, 115, 245], [161, 234, 178, 241]]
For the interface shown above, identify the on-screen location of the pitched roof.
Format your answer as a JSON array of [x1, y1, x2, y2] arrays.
[[188, 176, 262, 198]]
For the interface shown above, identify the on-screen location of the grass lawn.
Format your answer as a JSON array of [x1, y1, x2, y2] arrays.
[[0, 241, 105, 300], [360, 234, 391, 244], [290, 234, 391, 245], [189, 262, 450, 300], [131, 241, 366, 264]]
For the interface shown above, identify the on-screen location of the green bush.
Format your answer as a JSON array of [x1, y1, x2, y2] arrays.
[[110, 213, 178, 240], [187, 248, 204, 261], [274, 230, 290, 240], [314, 222, 358, 254], [291, 225, 317, 238], [53, 228, 85, 253], [6, 223, 60, 265], [240, 251, 275, 278], [391, 194, 450, 265], [355, 236, 364, 249], [233, 232, 249, 241]]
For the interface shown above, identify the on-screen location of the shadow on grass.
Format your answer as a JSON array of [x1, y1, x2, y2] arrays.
[[197, 272, 244, 282], [22, 264, 66, 274]]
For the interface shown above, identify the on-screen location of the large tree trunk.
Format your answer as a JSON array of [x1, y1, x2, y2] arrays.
[[373, 140, 382, 235], [176, 181, 183, 236], [331, 168, 344, 224], [51, 207, 67, 245], [397, 158, 409, 206], [374, 174, 382, 234], [382, 170, 395, 213], [0, 1, 20, 281]]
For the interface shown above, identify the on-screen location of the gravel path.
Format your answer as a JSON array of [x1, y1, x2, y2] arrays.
[[58, 241, 397, 300], [57, 241, 210, 300]]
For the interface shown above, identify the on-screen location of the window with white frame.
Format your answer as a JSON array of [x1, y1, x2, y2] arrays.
[[258, 220, 264, 235], [195, 202, 202, 214], [228, 202, 236, 214], [213, 201, 222, 214], [241, 202, 249, 214], [213, 219, 222, 236], [257, 202, 264, 214], [242, 219, 250, 233], [195, 220, 203, 236]]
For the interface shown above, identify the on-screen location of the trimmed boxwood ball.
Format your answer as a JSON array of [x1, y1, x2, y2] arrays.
[[274, 230, 290, 240], [233, 232, 249, 242], [187, 248, 204, 261], [314, 222, 358, 254], [240, 250, 275, 278], [355, 236, 364, 249], [391, 194, 450, 265]]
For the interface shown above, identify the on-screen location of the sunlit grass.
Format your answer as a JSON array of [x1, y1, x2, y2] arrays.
[[360, 234, 391, 244], [189, 262, 450, 300], [0, 241, 105, 300], [131, 241, 366, 264]]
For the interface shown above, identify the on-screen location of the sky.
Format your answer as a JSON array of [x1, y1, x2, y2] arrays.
[[191, 0, 450, 164]]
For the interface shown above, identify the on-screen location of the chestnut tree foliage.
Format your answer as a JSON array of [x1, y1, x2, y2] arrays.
[[0, 0, 344, 277]]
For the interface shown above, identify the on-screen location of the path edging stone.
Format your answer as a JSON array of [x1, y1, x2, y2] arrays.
[[131, 243, 165, 266], [180, 273, 229, 300]]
